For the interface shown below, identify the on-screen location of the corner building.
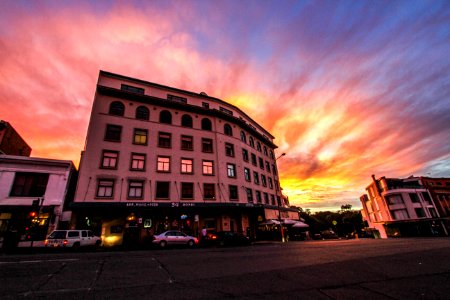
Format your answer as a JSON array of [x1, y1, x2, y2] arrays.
[[73, 71, 294, 246]]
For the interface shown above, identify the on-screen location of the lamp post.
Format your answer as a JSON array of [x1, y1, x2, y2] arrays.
[[275, 153, 286, 242]]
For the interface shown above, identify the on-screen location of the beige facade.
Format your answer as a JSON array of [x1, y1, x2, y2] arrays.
[[73, 71, 295, 245]]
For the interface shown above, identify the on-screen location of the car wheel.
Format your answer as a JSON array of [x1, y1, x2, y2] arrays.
[[95, 240, 101, 247], [219, 240, 225, 247], [187, 240, 195, 247], [159, 241, 167, 248], [72, 242, 80, 249]]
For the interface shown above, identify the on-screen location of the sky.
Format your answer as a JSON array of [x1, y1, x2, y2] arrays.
[[1, 0, 449, 211]]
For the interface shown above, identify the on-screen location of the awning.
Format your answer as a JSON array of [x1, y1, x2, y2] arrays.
[[260, 219, 281, 225], [292, 221, 309, 228]]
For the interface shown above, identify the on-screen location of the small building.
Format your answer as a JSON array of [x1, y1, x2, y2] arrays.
[[0, 155, 77, 247], [360, 175, 448, 238], [0, 120, 32, 156]]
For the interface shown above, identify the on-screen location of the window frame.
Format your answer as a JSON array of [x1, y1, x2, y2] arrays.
[[227, 163, 236, 178], [100, 150, 119, 169], [202, 160, 214, 176], [155, 181, 170, 199], [157, 156, 171, 173], [127, 180, 144, 200], [96, 179, 115, 198], [180, 158, 194, 174], [181, 135, 193, 151], [180, 182, 194, 199], [225, 143, 235, 157], [133, 128, 148, 145], [203, 183, 216, 200], [158, 132, 172, 148], [202, 138, 213, 153], [104, 124, 122, 142]]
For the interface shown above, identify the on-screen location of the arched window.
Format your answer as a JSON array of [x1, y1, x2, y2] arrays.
[[109, 101, 125, 116], [249, 137, 255, 148], [159, 110, 172, 124], [240, 131, 247, 143], [136, 106, 149, 120], [224, 124, 232, 136], [256, 142, 262, 152], [181, 114, 193, 128], [201, 118, 212, 131]]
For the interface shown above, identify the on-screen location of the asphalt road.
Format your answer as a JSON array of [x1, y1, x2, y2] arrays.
[[1, 238, 449, 299]]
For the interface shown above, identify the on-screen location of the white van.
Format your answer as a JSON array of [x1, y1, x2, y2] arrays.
[[45, 230, 101, 248]]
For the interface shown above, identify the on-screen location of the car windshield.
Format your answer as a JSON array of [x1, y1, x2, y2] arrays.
[[48, 231, 66, 239]]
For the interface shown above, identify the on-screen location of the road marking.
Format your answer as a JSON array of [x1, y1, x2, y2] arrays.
[[0, 258, 79, 265]]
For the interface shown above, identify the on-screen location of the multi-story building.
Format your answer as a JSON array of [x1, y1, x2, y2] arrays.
[[0, 120, 32, 156], [72, 71, 297, 246], [360, 175, 448, 238], [0, 155, 77, 247]]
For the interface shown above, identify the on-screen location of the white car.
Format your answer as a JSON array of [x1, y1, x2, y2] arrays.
[[45, 230, 101, 248], [152, 230, 198, 248]]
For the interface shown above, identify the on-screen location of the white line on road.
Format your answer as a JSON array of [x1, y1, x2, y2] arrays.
[[0, 258, 79, 265]]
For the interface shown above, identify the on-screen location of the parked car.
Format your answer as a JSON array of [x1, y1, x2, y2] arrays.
[[203, 231, 250, 247], [152, 230, 198, 248], [45, 230, 102, 248], [320, 230, 339, 239]]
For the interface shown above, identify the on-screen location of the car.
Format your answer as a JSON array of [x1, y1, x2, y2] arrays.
[[45, 230, 102, 248], [203, 231, 250, 247], [320, 230, 339, 239], [152, 230, 198, 248]]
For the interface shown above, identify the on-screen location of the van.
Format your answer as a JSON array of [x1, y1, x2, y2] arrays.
[[45, 230, 101, 248]]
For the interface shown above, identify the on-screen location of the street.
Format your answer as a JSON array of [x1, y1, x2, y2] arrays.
[[1, 238, 450, 299]]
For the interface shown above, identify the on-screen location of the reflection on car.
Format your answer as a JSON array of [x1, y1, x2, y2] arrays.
[[203, 231, 250, 247], [152, 230, 198, 248]]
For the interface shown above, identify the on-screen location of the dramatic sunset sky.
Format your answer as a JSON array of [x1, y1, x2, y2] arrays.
[[1, 1, 449, 211]]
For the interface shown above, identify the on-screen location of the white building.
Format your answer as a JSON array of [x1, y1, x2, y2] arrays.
[[0, 155, 77, 246], [360, 175, 446, 238]]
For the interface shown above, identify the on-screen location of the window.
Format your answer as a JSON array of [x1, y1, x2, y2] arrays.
[[201, 118, 212, 131], [121, 84, 144, 94], [227, 164, 236, 178], [167, 94, 187, 103], [251, 153, 257, 166], [181, 114, 193, 127], [130, 153, 146, 171], [265, 161, 271, 172], [158, 132, 171, 148], [229, 185, 238, 201], [256, 191, 262, 203], [269, 150, 274, 159], [240, 131, 247, 143], [259, 157, 264, 169], [253, 171, 260, 185], [202, 102, 210, 109], [225, 143, 235, 157], [128, 181, 144, 199], [272, 164, 277, 175], [246, 188, 253, 203], [220, 106, 233, 115], [244, 168, 251, 181], [203, 183, 216, 200], [242, 149, 249, 162], [105, 125, 122, 142], [181, 135, 193, 150], [10, 173, 49, 197], [203, 161, 214, 175], [181, 182, 194, 199], [387, 194, 403, 205], [101, 151, 118, 169], [109, 101, 125, 116], [275, 180, 279, 191], [136, 106, 149, 120], [422, 192, 432, 204], [181, 159, 193, 174], [409, 193, 420, 203], [224, 124, 233, 136], [159, 110, 172, 124], [202, 138, 213, 153], [96, 179, 114, 198], [268, 177, 273, 189], [415, 208, 426, 218], [155, 181, 170, 199], [256, 142, 262, 152], [428, 207, 438, 218], [133, 129, 148, 145], [271, 194, 275, 205], [263, 146, 268, 156], [249, 137, 255, 148], [264, 192, 269, 204], [157, 156, 170, 172], [261, 175, 267, 187]]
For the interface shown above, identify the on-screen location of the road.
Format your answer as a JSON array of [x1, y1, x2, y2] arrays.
[[1, 238, 449, 299]]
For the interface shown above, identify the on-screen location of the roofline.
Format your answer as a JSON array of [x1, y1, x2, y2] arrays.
[[0, 155, 76, 170], [99, 70, 275, 139]]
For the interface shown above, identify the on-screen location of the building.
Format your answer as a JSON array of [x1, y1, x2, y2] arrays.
[[0, 155, 77, 248], [72, 71, 297, 246], [0, 120, 32, 156], [360, 175, 448, 238], [420, 176, 450, 227]]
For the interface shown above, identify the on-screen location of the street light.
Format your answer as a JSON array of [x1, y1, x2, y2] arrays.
[[275, 153, 286, 242]]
